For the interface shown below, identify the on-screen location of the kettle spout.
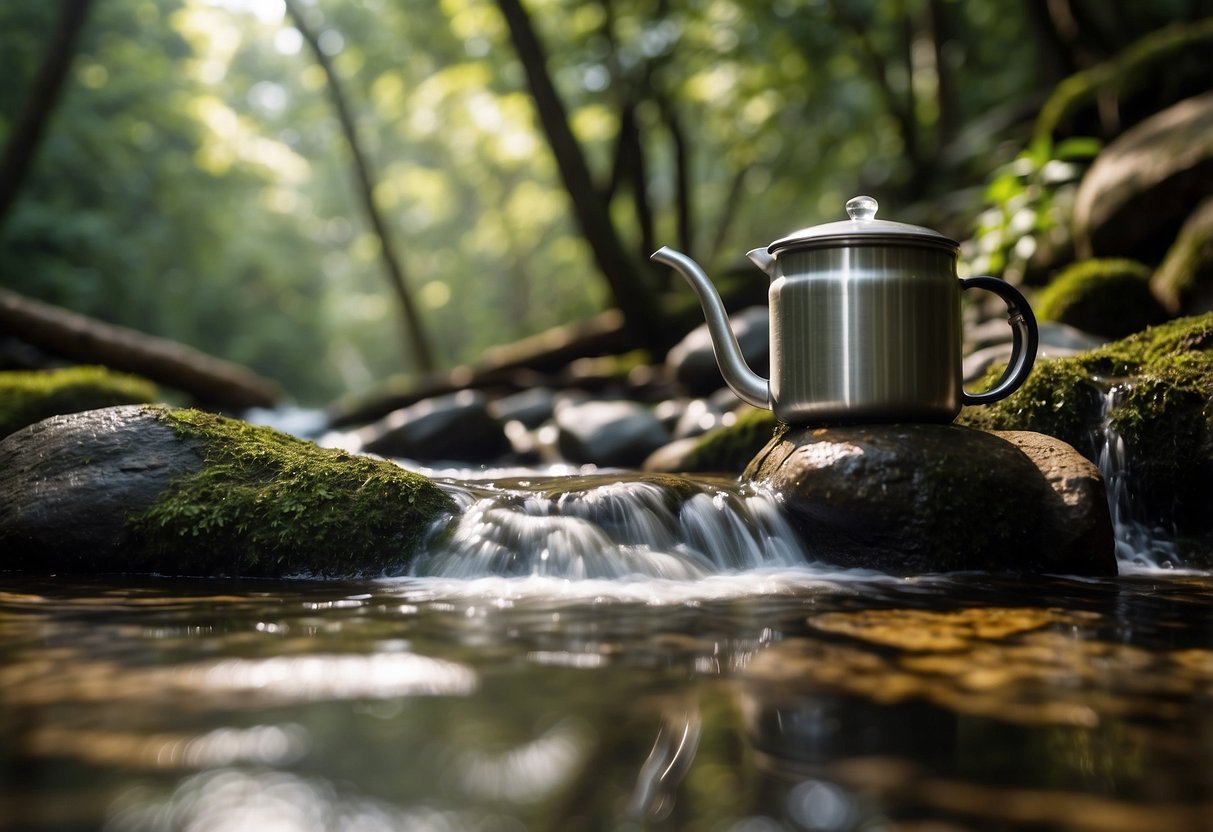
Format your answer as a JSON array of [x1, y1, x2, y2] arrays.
[[650, 246, 771, 411], [746, 247, 776, 277]]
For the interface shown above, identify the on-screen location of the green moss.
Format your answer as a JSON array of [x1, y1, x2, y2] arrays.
[[128, 407, 457, 577], [0, 366, 159, 439], [679, 407, 783, 472], [1034, 259, 1164, 338], [959, 313, 1213, 533]]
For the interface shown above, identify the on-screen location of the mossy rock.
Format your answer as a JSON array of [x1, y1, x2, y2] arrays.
[[1033, 259, 1166, 339], [958, 313, 1213, 536], [645, 407, 782, 473], [0, 366, 159, 439], [0, 405, 457, 577]]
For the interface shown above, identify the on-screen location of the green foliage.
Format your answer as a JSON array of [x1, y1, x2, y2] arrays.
[[1034, 258, 1164, 339], [0, 365, 159, 438], [128, 406, 457, 577], [966, 135, 1101, 283], [2, 1, 1207, 404]]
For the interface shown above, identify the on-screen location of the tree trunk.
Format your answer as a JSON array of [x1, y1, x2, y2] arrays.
[[0, 289, 283, 409], [0, 0, 94, 230], [283, 0, 436, 373], [495, 0, 671, 354]]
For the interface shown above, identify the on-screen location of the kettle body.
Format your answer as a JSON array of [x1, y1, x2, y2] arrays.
[[652, 196, 1038, 426]]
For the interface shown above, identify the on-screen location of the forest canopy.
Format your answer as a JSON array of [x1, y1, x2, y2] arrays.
[[1, 0, 1209, 403]]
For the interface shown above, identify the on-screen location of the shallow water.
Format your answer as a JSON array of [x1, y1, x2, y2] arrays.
[[2, 564, 1212, 832]]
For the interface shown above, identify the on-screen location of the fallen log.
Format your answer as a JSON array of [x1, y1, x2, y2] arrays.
[[0, 288, 283, 409], [327, 309, 633, 427]]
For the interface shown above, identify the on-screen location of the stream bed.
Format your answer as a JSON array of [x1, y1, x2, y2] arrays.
[[2, 557, 1212, 830]]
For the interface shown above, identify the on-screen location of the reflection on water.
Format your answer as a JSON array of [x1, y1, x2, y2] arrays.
[[2, 571, 1212, 831]]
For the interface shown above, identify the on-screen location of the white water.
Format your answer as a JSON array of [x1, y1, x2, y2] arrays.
[[1094, 379, 1182, 570], [414, 475, 812, 581]]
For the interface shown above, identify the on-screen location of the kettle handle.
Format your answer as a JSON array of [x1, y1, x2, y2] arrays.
[[960, 276, 1039, 406]]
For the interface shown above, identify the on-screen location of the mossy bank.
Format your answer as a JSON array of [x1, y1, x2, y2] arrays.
[[959, 313, 1213, 539], [0, 366, 159, 439], [0, 405, 457, 577]]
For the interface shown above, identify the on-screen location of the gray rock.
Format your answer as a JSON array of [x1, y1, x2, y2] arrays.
[[743, 423, 1116, 576], [555, 400, 672, 468], [358, 390, 510, 463], [1074, 92, 1213, 260], [666, 305, 769, 395], [489, 387, 556, 429], [963, 322, 1106, 383], [0, 406, 203, 570]]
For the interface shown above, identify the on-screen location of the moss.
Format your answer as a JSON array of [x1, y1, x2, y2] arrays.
[[678, 407, 783, 472], [1033, 259, 1164, 338], [0, 366, 159, 439], [128, 407, 457, 577], [959, 313, 1213, 533]]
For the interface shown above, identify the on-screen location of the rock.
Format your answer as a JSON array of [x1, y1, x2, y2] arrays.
[[0, 366, 159, 439], [1033, 259, 1166, 339], [488, 386, 556, 429], [958, 313, 1213, 541], [555, 399, 671, 468], [742, 423, 1116, 575], [1151, 194, 1213, 316], [644, 407, 779, 473], [1074, 92, 1213, 260], [357, 390, 510, 463], [0, 405, 456, 577], [0, 406, 203, 569], [666, 305, 769, 395], [991, 430, 1116, 573], [963, 321, 1106, 383], [672, 398, 729, 439]]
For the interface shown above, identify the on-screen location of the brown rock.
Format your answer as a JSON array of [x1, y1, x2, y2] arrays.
[[743, 424, 1116, 576]]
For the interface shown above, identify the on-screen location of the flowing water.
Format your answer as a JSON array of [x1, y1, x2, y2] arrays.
[[3, 437, 1213, 830]]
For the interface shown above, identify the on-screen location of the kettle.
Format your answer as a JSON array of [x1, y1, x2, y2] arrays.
[[652, 196, 1038, 425]]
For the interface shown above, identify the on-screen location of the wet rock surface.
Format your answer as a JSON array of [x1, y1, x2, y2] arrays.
[[0, 406, 203, 569], [743, 423, 1117, 576]]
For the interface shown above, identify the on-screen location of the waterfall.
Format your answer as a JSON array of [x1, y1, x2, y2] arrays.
[[1094, 379, 1181, 568], [415, 474, 808, 580]]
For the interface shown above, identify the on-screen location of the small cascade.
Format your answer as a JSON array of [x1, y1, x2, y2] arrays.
[[1093, 379, 1181, 568], [416, 474, 808, 580]]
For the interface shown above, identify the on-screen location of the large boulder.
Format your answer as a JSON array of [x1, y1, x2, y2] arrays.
[[0, 405, 456, 577], [1074, 92, 1213, 261], [743, 424, 1116, 576]]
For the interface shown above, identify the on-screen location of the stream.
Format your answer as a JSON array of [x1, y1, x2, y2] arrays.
[[2, 410, 1212, 831]]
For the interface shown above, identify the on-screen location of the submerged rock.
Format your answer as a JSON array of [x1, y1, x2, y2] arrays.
[[0, 405, 456, 577], [743, 424, 1116, 576]]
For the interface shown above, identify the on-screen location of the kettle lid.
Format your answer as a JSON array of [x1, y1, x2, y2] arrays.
[[767, 195, 957, 254]]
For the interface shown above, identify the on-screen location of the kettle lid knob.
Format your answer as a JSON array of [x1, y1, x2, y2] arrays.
[[845, 195, 879, 221]]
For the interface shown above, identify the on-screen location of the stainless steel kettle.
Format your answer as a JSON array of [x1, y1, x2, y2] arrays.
[[652, 196, 1038, 425]]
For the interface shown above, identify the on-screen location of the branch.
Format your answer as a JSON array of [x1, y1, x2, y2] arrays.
[[283, 0, 436, 373], [0, 0, 94, 230]]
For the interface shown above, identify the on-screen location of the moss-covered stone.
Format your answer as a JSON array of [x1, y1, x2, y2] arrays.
[[125, 407, 458, 577], [1033, 259, 1166, 338], [671, 407, 783, 473], [0, 366, 159, 439], [958, 313, 1213, 535]]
